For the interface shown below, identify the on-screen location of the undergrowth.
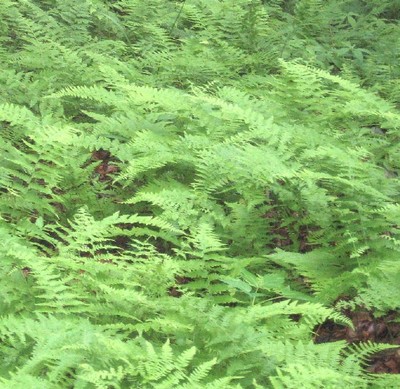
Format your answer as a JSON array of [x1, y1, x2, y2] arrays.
[[1, 0, 400, 387]]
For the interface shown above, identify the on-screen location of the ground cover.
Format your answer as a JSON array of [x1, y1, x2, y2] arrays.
[[0, 1, 400, 387]]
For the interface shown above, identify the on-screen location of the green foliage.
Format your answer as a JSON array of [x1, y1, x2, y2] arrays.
[[1, 0, 400, 387]]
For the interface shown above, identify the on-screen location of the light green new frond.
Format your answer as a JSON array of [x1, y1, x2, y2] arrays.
[[53, 207, 182, 258], [77, 364, 126, 389], [126, 184, 198, 230], [186, 357, 217, 385], [0, 374, 53, 389], [248, 300, 352, 329], [346, 341, 398, 366], [0, 103, 39, 129], [267, 249, 347, 297], [185, 222, 227, 256], [49, 85, 122, 106], [369, 374, 400, 389], [270, 363, 365, 389]]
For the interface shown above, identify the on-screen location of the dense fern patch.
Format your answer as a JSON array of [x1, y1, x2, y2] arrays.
[[1, 0, 400, 387]]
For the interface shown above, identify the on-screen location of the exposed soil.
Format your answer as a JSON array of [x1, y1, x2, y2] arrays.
[[315, 310, 400, 373]]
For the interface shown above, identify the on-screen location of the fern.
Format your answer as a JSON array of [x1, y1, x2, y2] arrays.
[[1, 0, 400, 387]]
